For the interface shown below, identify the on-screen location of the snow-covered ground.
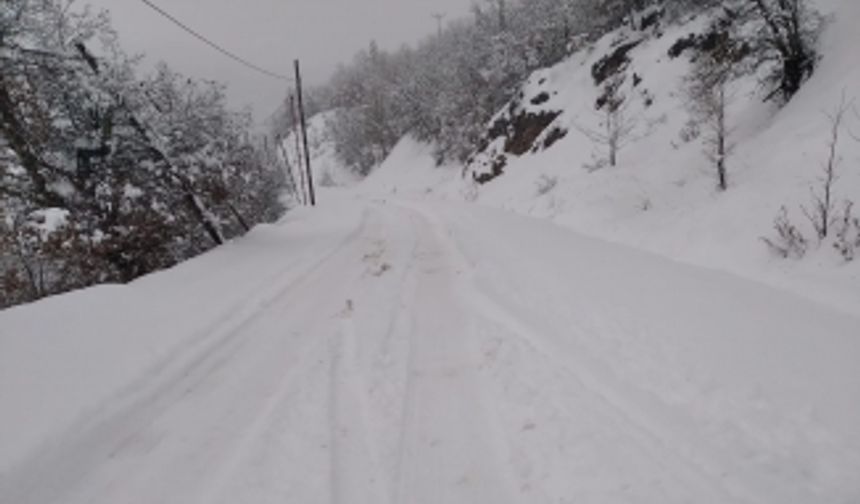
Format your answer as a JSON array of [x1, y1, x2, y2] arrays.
[[3, 1, 860, 502], [1, 191, 858, 503], [279, 110, 360, 201], [362, 0, 860, 317]]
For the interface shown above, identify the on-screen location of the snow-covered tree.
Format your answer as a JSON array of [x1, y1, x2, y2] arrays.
[[683, 15, 746, 191], [745, 0, 820, 101], [1, 0, 284, 307], [578, 75, 638, 168]]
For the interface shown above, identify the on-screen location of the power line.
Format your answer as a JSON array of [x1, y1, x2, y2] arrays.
[[137, 0, 289, 81]]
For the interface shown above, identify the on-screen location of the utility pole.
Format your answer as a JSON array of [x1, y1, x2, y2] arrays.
[[277, 141, 299, 198], [431, 12, 446, 37], [294, 59, 316, 207], [289, 94, 307, 205]]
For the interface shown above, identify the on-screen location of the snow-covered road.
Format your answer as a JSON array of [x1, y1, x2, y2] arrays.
[[2, 197, 859, 503]]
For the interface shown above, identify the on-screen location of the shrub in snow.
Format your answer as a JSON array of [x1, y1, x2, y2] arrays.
[[763, 97, 856, 262], [535, 175, 559, 196], [762, 206, 808, 259], [833, 201, 860, 262], [678, 119, 701, 144], [801, 96, 850, 241]]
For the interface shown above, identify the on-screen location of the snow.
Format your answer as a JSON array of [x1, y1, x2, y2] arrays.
[[364, 0, 860, 317], [30, 208, 70, 235], [0, 199, 364, 485], [2, 1, 860, 502], [1, 195, 858, 503], [363, 137, 464, 199], [279, 110, 360, 197]]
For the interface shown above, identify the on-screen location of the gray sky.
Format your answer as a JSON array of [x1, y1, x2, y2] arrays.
[[83, 0, 474, 123]]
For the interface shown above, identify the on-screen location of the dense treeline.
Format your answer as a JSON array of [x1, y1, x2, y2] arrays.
[[324, 0, 593, 173], [1, 1, 285, 308], [303, 0, 818, 176]]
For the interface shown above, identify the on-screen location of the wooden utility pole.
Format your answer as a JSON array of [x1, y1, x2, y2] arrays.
[[294, 59, 316, 206], [289, 94, 307, 205], [277, 141, 299, 199]]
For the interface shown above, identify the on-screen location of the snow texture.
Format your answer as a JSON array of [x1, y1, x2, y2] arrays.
[[1, 192, 859, 503], [2, 1, 860, 502]]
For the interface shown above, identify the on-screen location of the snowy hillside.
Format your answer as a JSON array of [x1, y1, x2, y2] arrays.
[[363, 0, 860, 315], [279, 111, 359, 202]]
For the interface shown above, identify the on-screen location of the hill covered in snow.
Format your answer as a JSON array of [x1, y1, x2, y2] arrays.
[[355, 0, 860, 314], [278, 110, 360, 205]]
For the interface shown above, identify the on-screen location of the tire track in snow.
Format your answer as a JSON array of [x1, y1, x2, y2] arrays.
[[403, 203, 762, 504], [389, 205, 522, 504], [327, 302, 392, 504], [0, 209, 374, 504], [324, 203, 423, 504], [362, 208, 423, 504], [191, 336, 328, 504]]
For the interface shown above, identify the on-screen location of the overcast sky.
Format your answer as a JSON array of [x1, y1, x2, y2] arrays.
[[83, 0, 474, 123]]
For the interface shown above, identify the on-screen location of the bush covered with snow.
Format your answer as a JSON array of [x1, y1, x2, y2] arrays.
[[0, 1, 285, 308]]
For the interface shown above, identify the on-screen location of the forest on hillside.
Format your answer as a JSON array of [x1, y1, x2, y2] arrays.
[[275, 0, 819, 176]]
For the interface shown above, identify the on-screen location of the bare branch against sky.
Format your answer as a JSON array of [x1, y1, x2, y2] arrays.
[[82, 0, 473, 123]]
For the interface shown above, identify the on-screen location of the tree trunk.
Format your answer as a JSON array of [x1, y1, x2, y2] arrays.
[[716, 86, 728, 191], [782, 54, 805, 101], [228, 203, 252, 233], [184, 191, 224, 246]]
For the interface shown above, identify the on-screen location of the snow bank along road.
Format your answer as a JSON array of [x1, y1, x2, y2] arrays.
[[1, 197, 859, 503]]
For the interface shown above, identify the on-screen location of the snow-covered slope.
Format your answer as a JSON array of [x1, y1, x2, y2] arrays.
[[362, 138, 464, 199], [1, 196, 858, 503], [279, 111, 359, 200], [363, 0, 860, 316], [0, 200, 364, 480]]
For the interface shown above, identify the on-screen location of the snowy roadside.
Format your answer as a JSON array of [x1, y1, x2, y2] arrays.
[[1, 197, 858, 502], [0, 200, 363, 476]]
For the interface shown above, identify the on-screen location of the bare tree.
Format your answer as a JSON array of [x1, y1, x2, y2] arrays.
[[577, 75, 637, 168], [764, 95, 856, 260], [683, 23, 744, 191], [802, 94, 851, 241]]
